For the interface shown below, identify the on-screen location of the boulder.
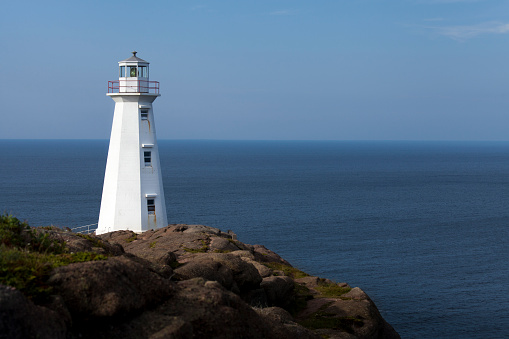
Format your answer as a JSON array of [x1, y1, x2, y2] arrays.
[[261, 276, 295, 308], [229, 251, 274, 277], [82, 278, 279, 339], [174, 257, 234, 290], [122, 253, 174, 279], [43, 228, 124, 256], [244, 258, 273, 277], [113, 237, 179, 269], [164, 278, 274, 338], [297, 287, 400, 339], [208, 253, 262, 292], [230, 250, 256, 260], [209, 236, 240, 252], [171, 224, 223, 235], [97, 229, 136, 245], [252, 244, 292, 265], [0, 285, 68, 339], [47, 255, 172, 319], [255, 307, 321, 339], [295, 276, 350, 298]]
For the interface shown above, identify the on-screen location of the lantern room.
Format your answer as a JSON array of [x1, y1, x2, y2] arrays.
[[108, 51, 159, 94], [119, 51, 149, 79]]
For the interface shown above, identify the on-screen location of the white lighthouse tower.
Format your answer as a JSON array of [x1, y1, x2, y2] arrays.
[[96, 52, 168, 235]]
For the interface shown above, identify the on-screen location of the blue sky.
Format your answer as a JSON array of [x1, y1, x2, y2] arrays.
[[1, 0, 508, 140]]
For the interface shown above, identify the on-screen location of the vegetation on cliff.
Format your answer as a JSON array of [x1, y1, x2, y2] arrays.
[[0, 214, 106, 302], [0, 216, 400, 339]]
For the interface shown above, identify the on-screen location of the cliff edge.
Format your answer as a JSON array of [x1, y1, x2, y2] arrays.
[[0, 216, 400, 339]]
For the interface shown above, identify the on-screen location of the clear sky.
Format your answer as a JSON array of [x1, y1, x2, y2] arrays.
[[2, 0, 508, 140]]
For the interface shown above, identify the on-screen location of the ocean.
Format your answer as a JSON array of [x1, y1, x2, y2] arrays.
[[1, 139, 508, 338]]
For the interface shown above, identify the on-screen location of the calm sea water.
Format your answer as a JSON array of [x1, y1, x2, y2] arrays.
[[1, 140, 508, 338]]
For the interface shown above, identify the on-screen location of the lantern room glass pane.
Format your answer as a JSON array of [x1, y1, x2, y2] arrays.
[[129, 66, 137, 77], [119, 66, 125, 77], [138, 66, 147, 78]]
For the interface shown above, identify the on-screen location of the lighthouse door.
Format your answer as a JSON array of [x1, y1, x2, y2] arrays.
[[147, 199, 157, 229]]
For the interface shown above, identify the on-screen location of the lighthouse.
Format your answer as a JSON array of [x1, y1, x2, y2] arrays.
[[96, 52, 168, 235]]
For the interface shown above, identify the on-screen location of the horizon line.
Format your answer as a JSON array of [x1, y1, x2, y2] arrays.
[[2, 138, 509, 143]]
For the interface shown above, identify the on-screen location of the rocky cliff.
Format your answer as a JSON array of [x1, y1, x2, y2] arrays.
[[0, 217, 400, 339]]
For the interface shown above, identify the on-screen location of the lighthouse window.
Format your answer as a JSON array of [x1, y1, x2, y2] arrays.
[[119, 66, 125, 77], [140, 109, 149, 120], [129, 66, 137, 77], [138, 66, 148, 78], [144, 151, 152, 166], [147, 199, 155, 215]]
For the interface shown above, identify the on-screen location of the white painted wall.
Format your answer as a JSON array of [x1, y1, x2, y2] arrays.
[[97, 92, 168, 234], [119, 79, 149, 93]]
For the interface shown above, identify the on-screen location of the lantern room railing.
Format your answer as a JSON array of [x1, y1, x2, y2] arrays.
[[108, 80, 160, 94]]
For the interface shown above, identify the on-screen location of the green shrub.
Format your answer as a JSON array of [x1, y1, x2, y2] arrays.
[[298, 301, 363, 333], [288, 282, 314, 316], [183, 247, 207, 253], [39, 226, 60, 231], [299, 312, 364, 333], [315, 281, 351, 298], [0, 214, 31, 248], [0, 245, 106, 302], [213, 249, 232, 253], [0, 214, 107, 301], [0, 214, 65, 254], [76, 233, 106, 249], [263, 262, 310, 279], [227, 239, 242, 250], [183, 239, 208, 253], [125, 234, 138, 243]]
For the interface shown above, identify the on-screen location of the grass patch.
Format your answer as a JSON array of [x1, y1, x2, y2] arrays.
[[125, 234, 138, 243], [213, 249, 232, 253], [227, 239, 242, 250], [0, 214, 66, 254], [299, 312, 364, 333], [76, 233, 106, 249], [183, 247, 207, 253], [287, 282, 314, 316], [183, 239, 209, 253], [0, 215, 31, 248], [149, 241, 156, 248], [38, 226, 60, 231], [263, 262, 310, 279], [0, 214, 108, 302], [315, 281, 351, 298], [0, 245, 107, 302]]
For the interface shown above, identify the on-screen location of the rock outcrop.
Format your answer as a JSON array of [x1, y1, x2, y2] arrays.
[[0, 224, 400, 339]]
